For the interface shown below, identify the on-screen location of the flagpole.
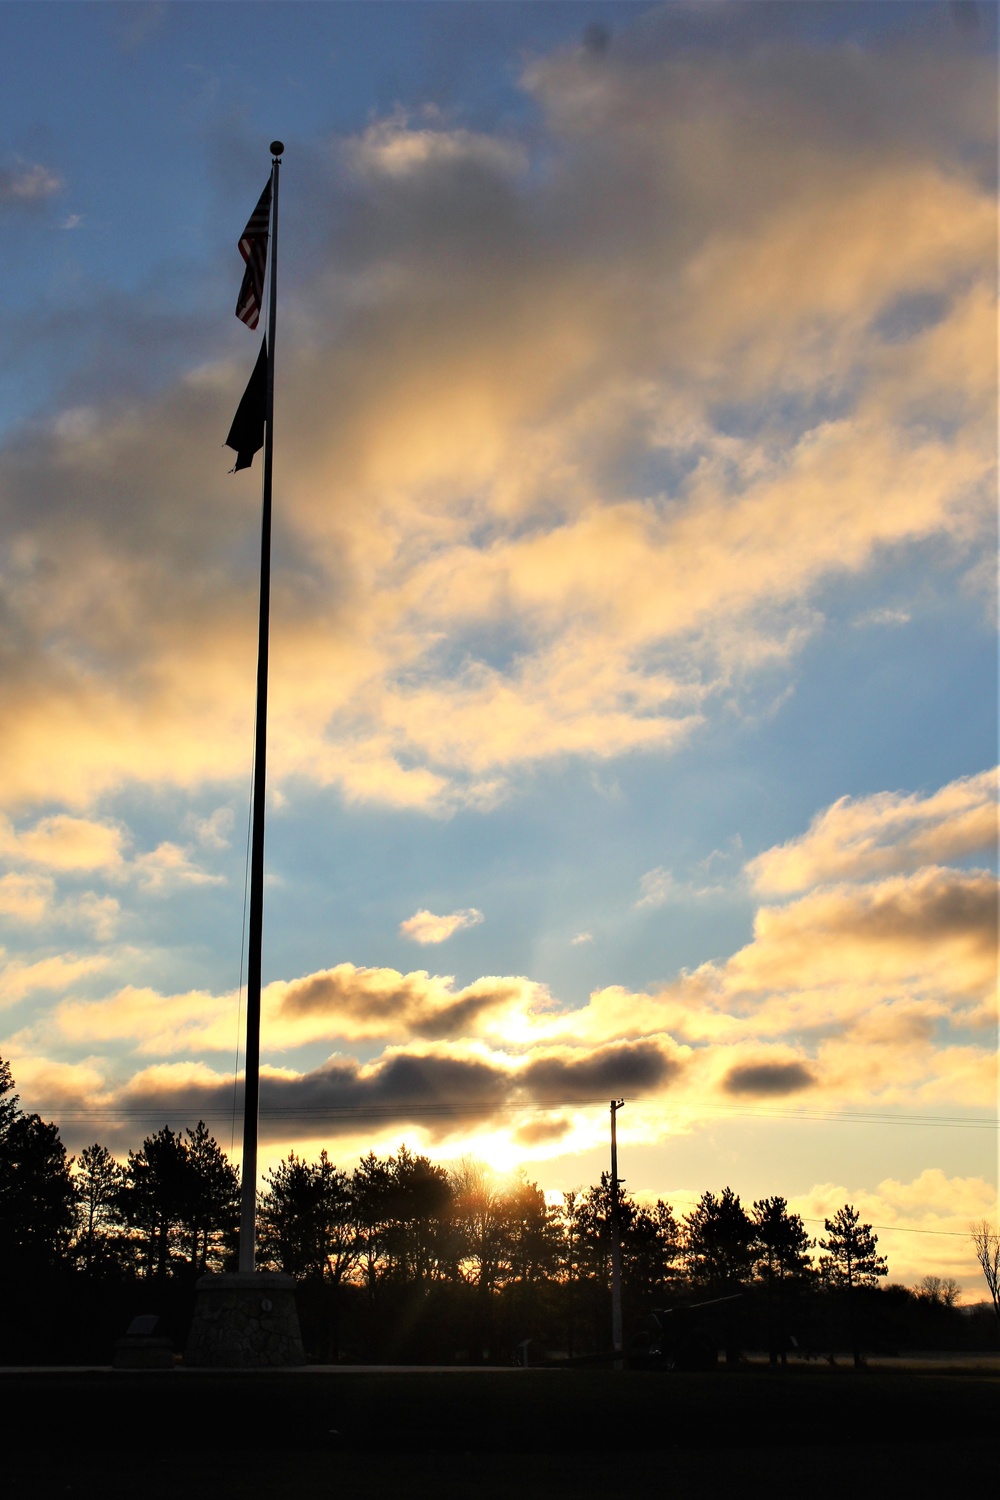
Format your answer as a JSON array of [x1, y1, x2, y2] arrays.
[[239, 140, 283, 1274]]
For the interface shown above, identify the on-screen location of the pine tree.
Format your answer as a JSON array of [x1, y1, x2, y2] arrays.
[[819, 1205, 887, 1290], [183, 1120, 240, 1272], [819, 1204, 887, 1368], [0, 1056, 75, 1274], [752, 1195, 814, 1365], [260, 1150, 358, 1281], [683, 1186, 756, 1290], [117, 1121, 238, 1277], [73, 1143, 124, 1273]]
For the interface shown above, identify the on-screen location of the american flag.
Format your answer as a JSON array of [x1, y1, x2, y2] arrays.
[[235, 179, 272, 330]]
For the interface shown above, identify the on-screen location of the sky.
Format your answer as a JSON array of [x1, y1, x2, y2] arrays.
[[0, 1, 996, 1296]]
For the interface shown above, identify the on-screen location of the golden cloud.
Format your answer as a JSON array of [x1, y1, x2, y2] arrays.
[[0, 36, 993, 815], [399, 908, 485, 944], [39, 966, 551, 1055], [22, 760, 995, 1124], [748, 768, 998, 893], [728, 866, 996, 996], [277, 963, 530, 1042], [0, 952, 108, 1009], [0, 872, 55, 923], [790, 1169, 998, 1295], [0, 813, 127, 873]]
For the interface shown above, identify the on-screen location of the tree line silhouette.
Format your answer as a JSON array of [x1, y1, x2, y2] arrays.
[[0, 1057, 992, 1364]]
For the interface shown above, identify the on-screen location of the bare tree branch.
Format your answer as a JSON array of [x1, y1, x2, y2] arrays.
[[970, 1219, 1000, 1336]]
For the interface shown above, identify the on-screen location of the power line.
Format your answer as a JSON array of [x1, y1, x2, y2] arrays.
[[41, 1098, 996, 1129], [678, 1102, 996, 1129], [43, 1098, 620, 1122], [803, 1219, 972, 1240]]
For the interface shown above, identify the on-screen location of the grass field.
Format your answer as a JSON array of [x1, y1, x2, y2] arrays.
[[3, 1365, 994, 1497]]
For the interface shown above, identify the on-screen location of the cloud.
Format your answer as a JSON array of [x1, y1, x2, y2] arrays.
[[0, 18, 994, 1189], [791, 1169, 998, 1296], [19, 1035, 685, 1153], [636, 866, 726, 908], [133, 842, 224, 893], [6, 767, 994, 1173], [66, 892, 121, 941], [0, 162, 62, 205], [571, 932, 593, 946], [601, 863, 996, 1042], [346, 113, 527, 181], [183, 806, 234, 850], [728, 865, 997, 996], [400, 908, 484, 944], [518, 1038, 684, 1100], [0, 952, 108, 1008], [722, 1060, 817, 1097], [514, 1115, 572, 1146], [0, 876, 118, 939], [636, 867, 675, 910], [0, 812, 222, 897], [0, 28, 993, 816], [18, 764, 997, 1136], [853, 606, 912, 628], [277, 963, 530, 1042], [46, 984, 234, 1056], [747, 768, 998, 894], [538, 796, 997, 1113], [0, 814, 127, 873], [0, 872, 56, 923], [38, 964, 548, 1055]]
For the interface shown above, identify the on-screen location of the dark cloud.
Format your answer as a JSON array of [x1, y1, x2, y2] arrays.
[[723, 1061, 816, 1097], [514, 1115, 571, 1147], [520, 1039, 683, 1101], [830, 871, 997, 955], [38, 1039, 682, 1153]]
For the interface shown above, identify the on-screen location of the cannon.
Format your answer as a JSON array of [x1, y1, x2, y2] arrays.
[[628, 1293, 743, 1371]]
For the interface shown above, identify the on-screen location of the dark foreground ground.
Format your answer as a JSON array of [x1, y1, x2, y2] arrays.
[[3, 1364, 994, 1498]]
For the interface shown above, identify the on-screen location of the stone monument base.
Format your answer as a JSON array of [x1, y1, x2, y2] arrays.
[[185, 1271, 305, 1368]]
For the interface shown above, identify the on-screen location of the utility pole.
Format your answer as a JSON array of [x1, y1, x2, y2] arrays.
[[610, 1097, 625, 1370]]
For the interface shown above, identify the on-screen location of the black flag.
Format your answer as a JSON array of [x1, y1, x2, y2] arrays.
[[225, 338, 268, 471]]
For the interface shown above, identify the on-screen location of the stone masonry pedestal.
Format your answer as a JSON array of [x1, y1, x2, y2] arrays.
[[185, 1271, 305, 1368]]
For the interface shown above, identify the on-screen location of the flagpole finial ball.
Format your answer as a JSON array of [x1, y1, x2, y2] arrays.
[[270, 141, 284, 158]]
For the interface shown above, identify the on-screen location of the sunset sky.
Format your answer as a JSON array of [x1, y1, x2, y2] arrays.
[[0, 2, 995, 1295]]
